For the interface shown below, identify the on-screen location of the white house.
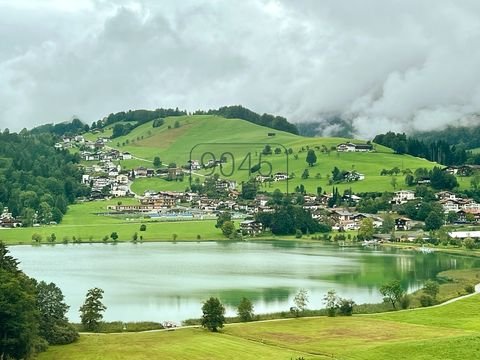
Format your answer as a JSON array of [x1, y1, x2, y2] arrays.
[[273, 172, 288, 181], [121, 152, 133, 160], [391, 190, 416, 204]]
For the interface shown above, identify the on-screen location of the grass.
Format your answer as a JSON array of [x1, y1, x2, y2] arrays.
[[0, 220, 222, 245], [38, 294, 480, 360], [81, 115, 440, 194]]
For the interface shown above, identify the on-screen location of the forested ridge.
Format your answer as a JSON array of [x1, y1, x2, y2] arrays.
[[0, 131, 89, 225]]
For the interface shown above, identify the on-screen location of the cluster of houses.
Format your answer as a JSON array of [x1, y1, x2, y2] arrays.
[[436, 191, 480, 222]]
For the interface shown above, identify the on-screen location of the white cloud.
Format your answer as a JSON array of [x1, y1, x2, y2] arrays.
[[1, 0, 480, 137]]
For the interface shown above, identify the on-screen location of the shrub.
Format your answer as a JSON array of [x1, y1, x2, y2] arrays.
[[140, 224, 147, 231], [465, 284, 476, 294], [295, 229, 303, 238], [337, 298, 355, 316], [420, 294, 435, 307], [399, 294, 411, 309]]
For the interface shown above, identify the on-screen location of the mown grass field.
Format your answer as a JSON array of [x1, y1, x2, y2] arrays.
[[0, 198, 225, 245], [38, 294, 480, 360], [84, 115, 440, 195]]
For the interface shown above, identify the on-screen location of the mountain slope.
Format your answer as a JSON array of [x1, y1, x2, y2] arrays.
[[87, 115, 438, 194]]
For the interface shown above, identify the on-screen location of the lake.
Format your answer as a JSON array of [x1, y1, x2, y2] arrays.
[[10, 241, 480, 323]]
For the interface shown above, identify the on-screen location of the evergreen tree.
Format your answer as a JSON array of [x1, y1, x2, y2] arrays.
[[306, 149, 317, 166]]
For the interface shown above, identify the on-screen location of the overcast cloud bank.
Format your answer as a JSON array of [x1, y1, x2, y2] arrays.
[[1, 0, 480, 138]]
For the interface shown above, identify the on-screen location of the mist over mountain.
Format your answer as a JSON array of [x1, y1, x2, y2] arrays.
[[1, 1, 480, 137]]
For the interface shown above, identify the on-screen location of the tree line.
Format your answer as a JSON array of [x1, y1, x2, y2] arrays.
[[373, 131, 468, 165], [195, 105, 299, 135]]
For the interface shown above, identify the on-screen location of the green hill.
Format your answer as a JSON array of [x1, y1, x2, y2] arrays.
[[88, 115, 438, 194]]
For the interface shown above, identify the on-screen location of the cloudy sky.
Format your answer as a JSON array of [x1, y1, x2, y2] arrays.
[[2, 0, 480, 137]]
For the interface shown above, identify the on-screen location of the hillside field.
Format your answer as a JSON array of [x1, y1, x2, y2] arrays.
[[91, 115, 439, 194], [38, 294, 480, 360]]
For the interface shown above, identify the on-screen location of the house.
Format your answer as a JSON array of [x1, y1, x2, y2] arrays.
[[215, 179, 237, 191], [336, 142, 373, 152], [240, 220, 263, 235], [74, 135, 85, 143], [111, 185, 130, 197], [273, 172, 288, 181], [449, 231, 480, 239], [189, 160, 201, 170], [442, 165, 474, 177], [436, 191, 458, 201], [0, 208, 22, 228], [391, 190, 416, 205], [121, 152, 133, 160], [344, 171, 365, 182], [255, 195, 270, 207], [116, 174, 129, 185], [135, 167, 148, 177], [82, 174, 90, 185], [336, 143, 357, 152], [395, 217, 411, 231]]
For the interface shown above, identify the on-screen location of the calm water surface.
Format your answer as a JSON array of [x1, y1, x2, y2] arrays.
[[10, 241, 480, 323]]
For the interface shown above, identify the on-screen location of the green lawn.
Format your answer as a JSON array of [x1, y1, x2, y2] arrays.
[[38, 294, 480, 360]]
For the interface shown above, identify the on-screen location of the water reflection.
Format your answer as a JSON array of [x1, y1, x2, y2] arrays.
[[10, 242, 480, 323]]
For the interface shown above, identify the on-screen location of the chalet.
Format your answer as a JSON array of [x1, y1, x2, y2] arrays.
[[240, 220, 263, 235], [141, 192, 179, 208], [188, 160, 201, 170], [0, 208, 22, 228], [273, 172, 288, 181], [94, 141, 105, 150], [116, 174, 129, 185], [135, 167, 148, 177], [456, 209, 480, 223], [215, 179, 236, 191], [442, 165, 474, 177], [121, 152, 133, 160], [167, 167, 183, 180], [74, 135, 85, 143], [391, 190, 415, 205], [344, 171, 365, 182], [336, 142, 373, 152], [436, 191, 458, 201], [111, 185, 129, 197], [395, 217, 411, 231], [255, 195, 270, 207]]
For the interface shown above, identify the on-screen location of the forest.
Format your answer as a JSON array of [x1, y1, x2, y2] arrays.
[[0, 131, 89, 225]]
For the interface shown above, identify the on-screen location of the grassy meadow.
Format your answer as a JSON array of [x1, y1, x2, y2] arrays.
[[87, 115, 439, 195], [0, 198, 224, 245], [38, 294, 480, 360]]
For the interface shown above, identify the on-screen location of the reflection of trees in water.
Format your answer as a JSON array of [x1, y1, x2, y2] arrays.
[[215, 287, 291, 307], [321, 248, 480, 291]]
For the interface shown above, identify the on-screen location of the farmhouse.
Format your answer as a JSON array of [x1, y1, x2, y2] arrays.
[[336, 142, 373, 152]]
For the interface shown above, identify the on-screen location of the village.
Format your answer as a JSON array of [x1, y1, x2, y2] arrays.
[[0, 135, 476, 243]]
